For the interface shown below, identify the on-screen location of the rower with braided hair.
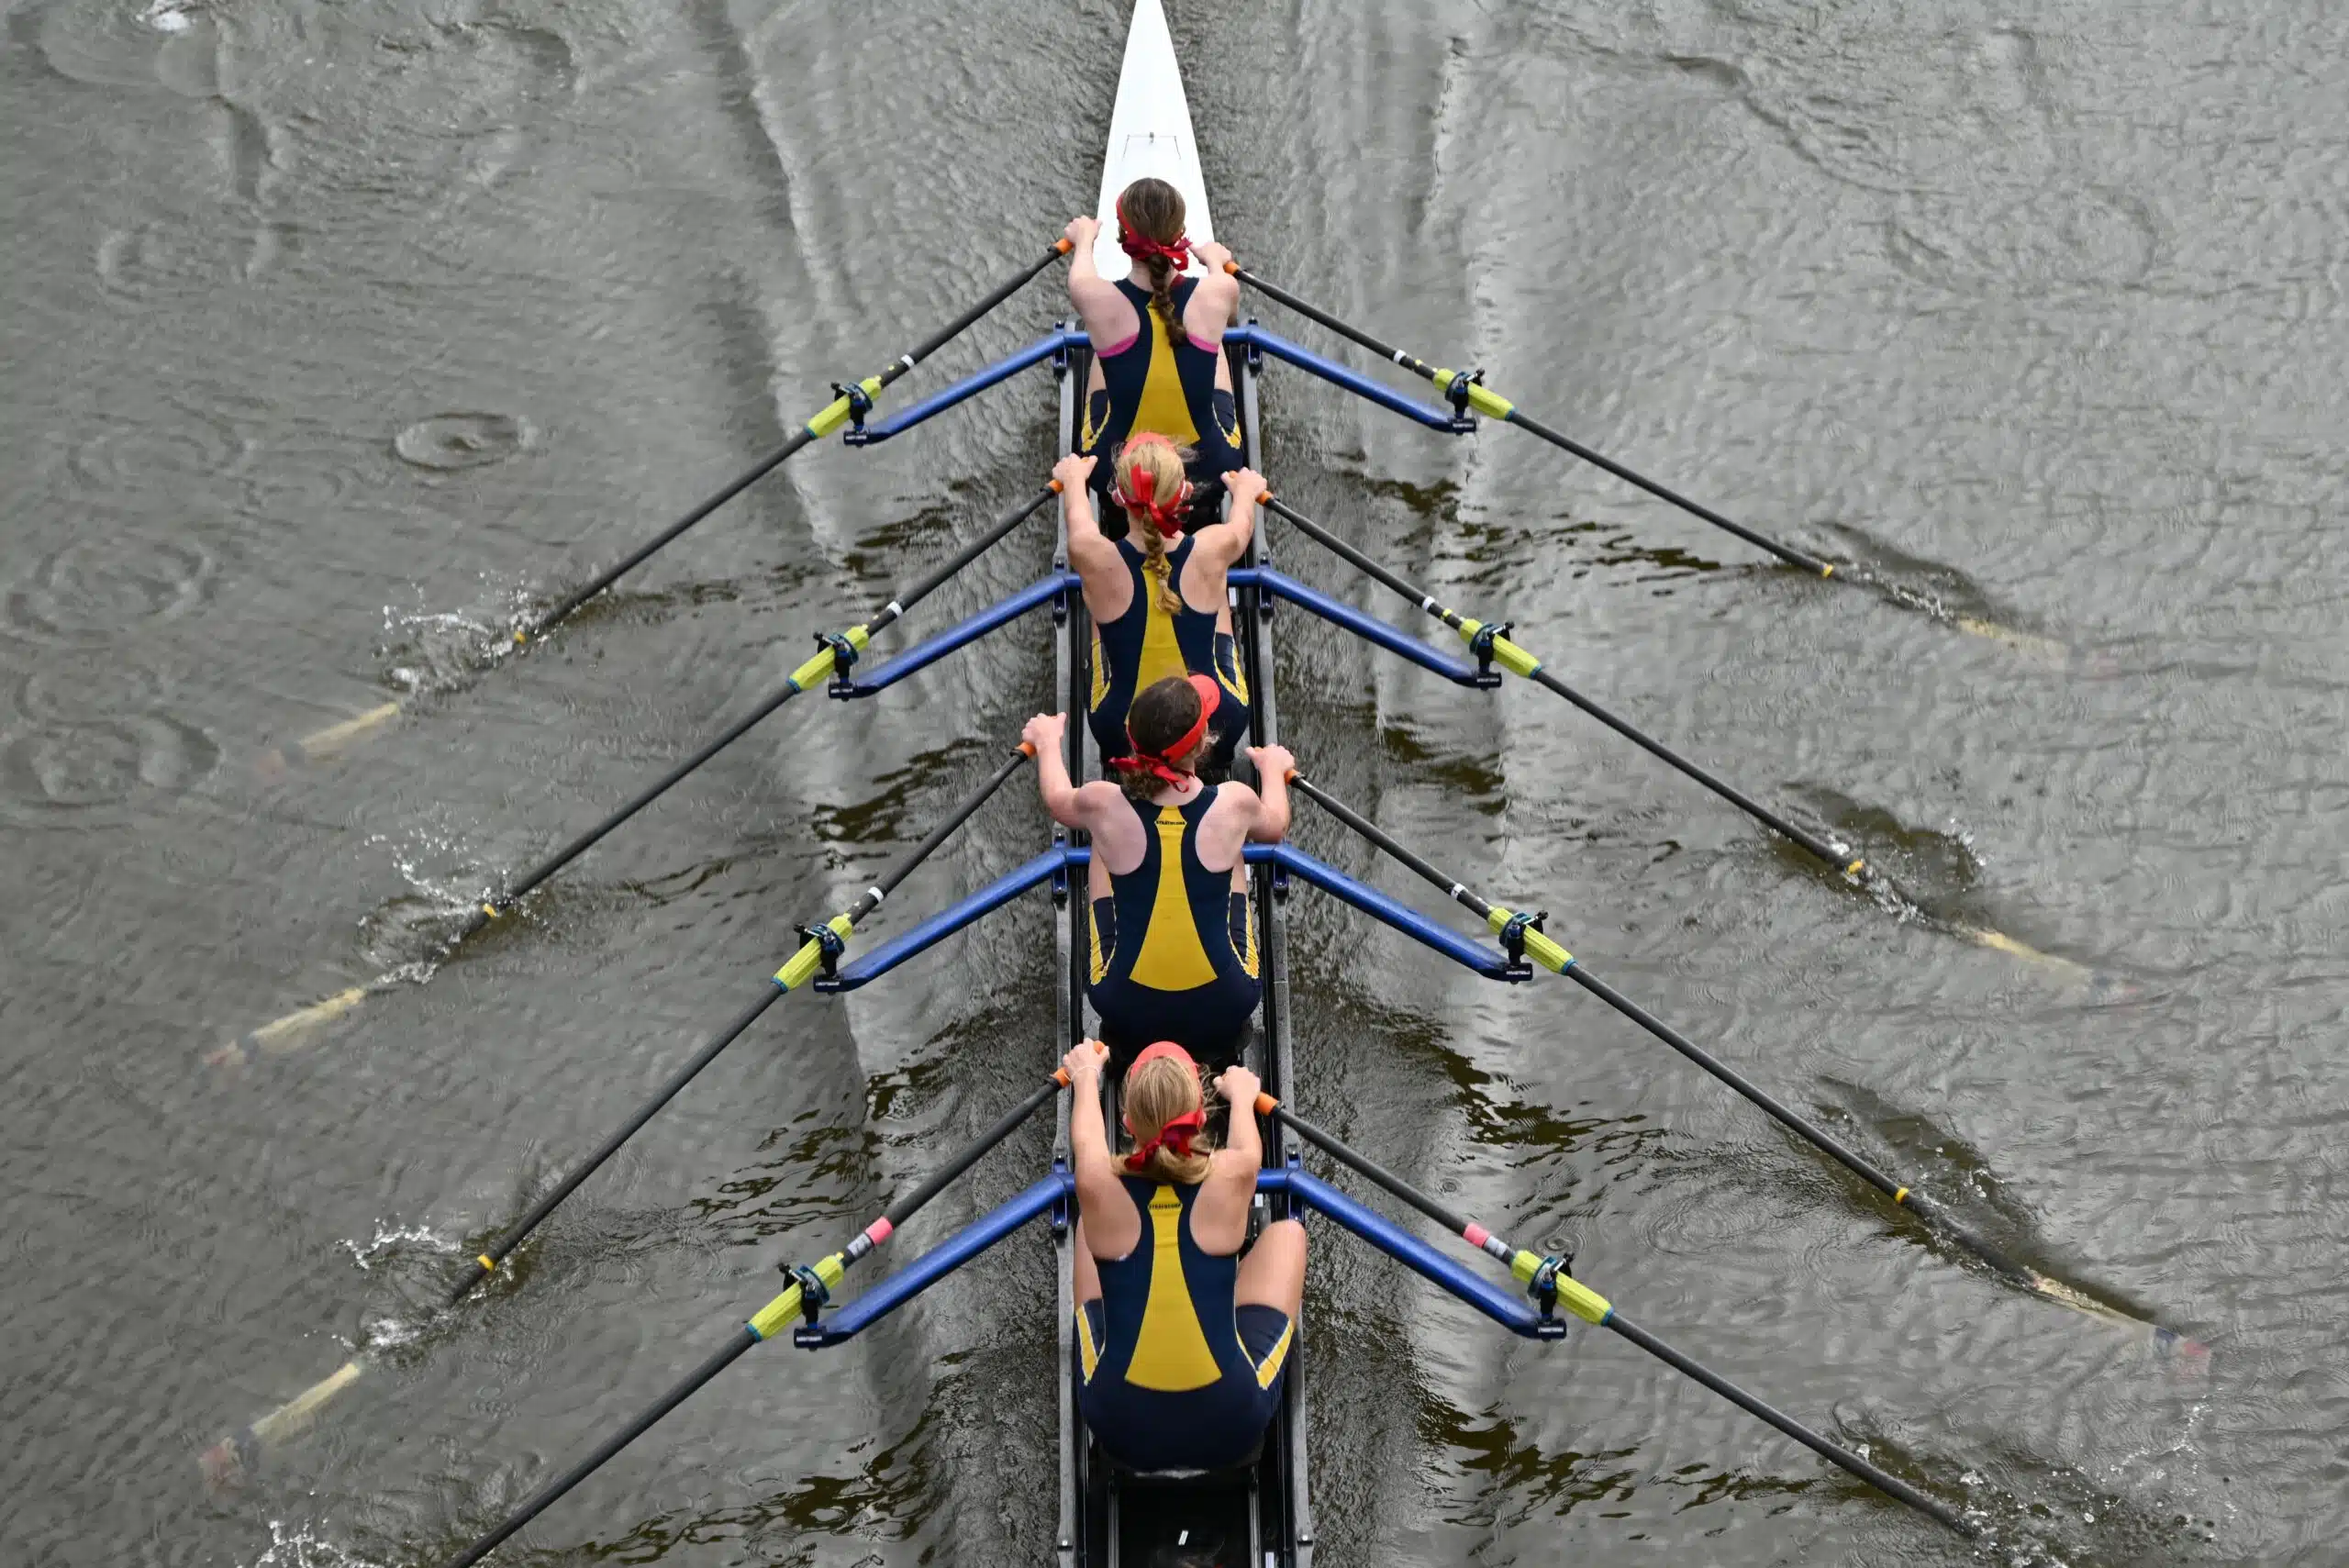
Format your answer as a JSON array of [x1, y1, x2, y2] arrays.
[[1065, 177, 1244, 531], [1055, 443, 1261, 777]]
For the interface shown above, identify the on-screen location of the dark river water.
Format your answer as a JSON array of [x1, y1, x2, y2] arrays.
[[6, 0, 2345, 1563]]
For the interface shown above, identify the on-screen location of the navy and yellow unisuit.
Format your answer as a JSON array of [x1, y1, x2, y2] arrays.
[[1088, 785, 1260, 1062], [1086, 533, 1250, 770], [1081, 277, 1243, 529], [1077, 1175, 1293, 1472]]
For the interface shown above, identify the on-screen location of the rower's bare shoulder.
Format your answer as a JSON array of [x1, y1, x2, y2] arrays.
[[1074, 779, 1129, 815], [1208, 779, 1262, 819]]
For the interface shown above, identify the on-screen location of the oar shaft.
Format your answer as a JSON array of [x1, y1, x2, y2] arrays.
[[889, 241, 1071, 374], [495, 489, 1054, 914], [1270, 1103, 1476, 1238], [452, 986, 785, 1303], [865, 485, 1058, 639], [881, 1078, 1061, 1230], [497, 688, 807, 910], [1267, 496, 1856, 874], [1560, 966, 1905, 1200], [1286, 775, 1901, 1195], [1286, 774, 1490, 918], [1264, 1097, 1972, 1536], [452, 744, 1035, 1304], [869, 746, 1035, 909], [1230, 267, 1420, 371], [1601, 1312, 1974, 1536], [528, 241, 1069, 638], [440, 1329, 759, 1568], [533, 430, 818, 634], [1501, 409, 1830, 574], [1262, 496, 1462, 628], [1231, 268, 1829, 573], [1523, 667, 1855, 873]]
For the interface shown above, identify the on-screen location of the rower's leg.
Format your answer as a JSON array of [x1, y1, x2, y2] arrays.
[[1233, 1218, 1306, 1320]]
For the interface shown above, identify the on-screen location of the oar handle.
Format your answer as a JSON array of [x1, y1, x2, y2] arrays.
[[1054, 1037, 1108, 1087], [1253, 1091, 1279, 1116]]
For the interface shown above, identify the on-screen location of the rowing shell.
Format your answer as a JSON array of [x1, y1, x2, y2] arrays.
[[1091, 0, 1214, 281], [1062, 5, 1310, 1565]]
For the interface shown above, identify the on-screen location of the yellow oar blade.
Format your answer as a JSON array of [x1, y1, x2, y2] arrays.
[[198, 1358, 367, 1488], [207, 985, 372, 1069], [1953, 616, 2071, 663], [257, 700, 404, 774], [1960, 924, 2093, 984]]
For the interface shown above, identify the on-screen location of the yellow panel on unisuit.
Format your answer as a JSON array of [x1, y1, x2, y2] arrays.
[[1124, 1185, 1219, 1391]]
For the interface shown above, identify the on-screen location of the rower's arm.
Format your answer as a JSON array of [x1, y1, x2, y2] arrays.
[[1192, 469, 1264, 573], [1192, 497, 1257, 572], [1247, 765, 1292, 843], [1068, 1062, 1140, 1257], [1066, 228, 1133, 349], [1063, 473, 1124, 584], [1193, 1066, 1264, 1251], [1033, 721, 1085, 827]]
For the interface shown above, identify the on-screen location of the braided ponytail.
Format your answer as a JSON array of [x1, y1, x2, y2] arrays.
[[1115, 439, 1194, 617], [1146, 254, 1179, 339], [1115, 177, 1189, 339]]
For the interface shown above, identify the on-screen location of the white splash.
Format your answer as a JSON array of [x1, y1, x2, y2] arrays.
[[340, 1219, 447, 1273], [141, 0, 195, 34], [250, 1519, 384, 1568]]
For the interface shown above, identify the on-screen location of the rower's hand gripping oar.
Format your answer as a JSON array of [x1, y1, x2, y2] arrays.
[[211, 485, 1063, 1072], [1260, 494, 2083, 981], [1286, 771, 2199, 1353], [1222, 261, 1831, 575], [518, 239, 1074, 644], [1251, 1089, 1977, 1539], [432, 1056, 1081, 1567], [198, 742, 1041, 1485]]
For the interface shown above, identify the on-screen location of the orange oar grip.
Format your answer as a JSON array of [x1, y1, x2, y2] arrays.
[[1283, 768, 1298, 783], [1222, 261, 1240, 275], [1048, 477, 1064, 494], [1055, 237, 1074, 254], [1018, 740, 1039, 758], [1253, 1092, 1279, 1116], [1054, 1040, 1109, 1085]]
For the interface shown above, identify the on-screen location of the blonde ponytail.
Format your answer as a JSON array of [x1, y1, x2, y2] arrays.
[[1115, 438, 1195, 617]]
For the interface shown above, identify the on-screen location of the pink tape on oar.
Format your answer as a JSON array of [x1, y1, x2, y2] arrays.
[[863, 1218, 894, 1247], [1463, 1224, 1491, 1249]]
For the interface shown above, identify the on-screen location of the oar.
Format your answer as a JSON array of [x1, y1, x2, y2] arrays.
[[1287, 772, 2197, 1350], [518, 239, 1074, 643], [198, 742, 1039, 1483], [212, 487, 1061, 1071], [436, 1062, 1076, 1568], [1254, 1091, 1976, 1538], [1224, 263, 1828, 574], [1262, 494, 2081, 978], [1229, 263, 2063, 653]]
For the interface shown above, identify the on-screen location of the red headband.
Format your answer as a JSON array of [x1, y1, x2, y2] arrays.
[[1109, 673, 1220, 788], [1116, 193, 1192, 272], [1123, 1041, 1206, 1172], [1112, 433, 1192, 536]]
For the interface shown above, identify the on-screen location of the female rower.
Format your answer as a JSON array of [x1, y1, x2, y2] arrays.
[[1054, 445, 1262, 773], [1064, 177, 1244, 528], [1024, 682, 1291, 1068], [1061, 1037, 1306, 1473]]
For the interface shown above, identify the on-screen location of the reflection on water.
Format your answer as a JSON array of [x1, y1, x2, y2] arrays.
[[5, 0, 2346, 1564]]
